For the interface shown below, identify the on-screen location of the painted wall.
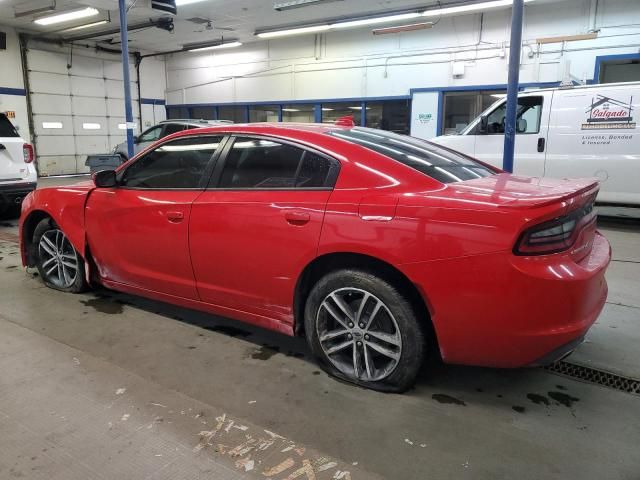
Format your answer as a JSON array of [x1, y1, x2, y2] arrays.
[[164, 0, 640, 111], [0, 27, 30, 141]]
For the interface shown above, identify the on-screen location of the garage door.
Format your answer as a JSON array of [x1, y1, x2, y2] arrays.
[[26, 48, 140, 176]]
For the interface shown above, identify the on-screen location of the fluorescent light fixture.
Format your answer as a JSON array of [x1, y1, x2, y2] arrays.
[[333, 12, 421, 29], [257, 24, 330, 38], [42, 122, 63, 129], [118, 123, 138, 130], [175, 0, 209, 5], [282, 108, 301, 112], [34, 7, 100, 26], [423, 0, 534, 18], [82, 123, 101, 130], [14, 5, 56, 19], [373, 22, 433, 35], [322, 108, 334, 111], [274, 0, 343, 11], [257, 0, 536, 39], [188, 41, 243, 52], [60, 20, 109, 33]]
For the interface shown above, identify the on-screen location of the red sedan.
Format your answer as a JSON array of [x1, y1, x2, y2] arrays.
[[19, 123, 610, 392]]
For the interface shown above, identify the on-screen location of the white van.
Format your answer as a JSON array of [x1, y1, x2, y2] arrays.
[[431, 82, 640, 207], [0, 113, 36, 217]]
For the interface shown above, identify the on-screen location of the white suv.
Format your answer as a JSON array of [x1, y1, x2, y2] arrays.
[[0, 113, 36, 217]]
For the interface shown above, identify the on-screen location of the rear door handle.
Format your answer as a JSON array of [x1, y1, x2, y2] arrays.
[[537, 137, 546, 153], [167, 211, 184, 223], [284, 211, 310, 225]]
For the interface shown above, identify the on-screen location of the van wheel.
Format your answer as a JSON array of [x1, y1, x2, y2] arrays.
[[305, 269, 426, 393], [33, 218, 87, 293]]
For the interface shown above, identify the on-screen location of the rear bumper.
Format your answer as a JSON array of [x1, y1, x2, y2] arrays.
[[0, 182, 37, 206], [529, 335, 585, 367], [401, 232, 611, 368]]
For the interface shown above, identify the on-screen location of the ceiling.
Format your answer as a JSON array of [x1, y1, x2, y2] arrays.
[[0, 0, 442, 52]]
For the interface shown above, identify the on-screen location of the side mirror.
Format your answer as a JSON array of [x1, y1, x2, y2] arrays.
[[134, 136, 141, 144], [516, 118, 528, 133], [478, 115, 489, 134], [93, 169, 117, 188]]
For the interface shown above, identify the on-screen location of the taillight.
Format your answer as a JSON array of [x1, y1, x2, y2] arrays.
[[514, 202, 596, 255], [23, 143, 34, 164]]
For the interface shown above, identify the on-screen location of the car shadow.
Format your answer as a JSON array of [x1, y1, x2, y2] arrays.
[[88, 287, 554, 405]]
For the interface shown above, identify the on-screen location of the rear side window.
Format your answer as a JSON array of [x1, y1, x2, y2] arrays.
[[328, 127, 495, 184], [0, 114, 19, 137], [121, 136, 223, 189], [217, 137, 335, 189], [162, 123, 187, 137]]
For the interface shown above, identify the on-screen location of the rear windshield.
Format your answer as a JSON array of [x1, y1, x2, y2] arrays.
[[0, 114, 19, 138], [327, 127, 495, 184]]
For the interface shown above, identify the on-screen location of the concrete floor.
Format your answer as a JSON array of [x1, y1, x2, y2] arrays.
[[0, 177, 639, 479]]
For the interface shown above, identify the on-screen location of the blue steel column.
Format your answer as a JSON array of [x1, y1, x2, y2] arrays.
[[118, 0, 135, 159], [502, 0, 524, 173]]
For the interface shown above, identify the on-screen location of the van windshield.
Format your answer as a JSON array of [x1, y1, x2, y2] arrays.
[[0, 114, 19, 138], [327, 127, 496, 184]]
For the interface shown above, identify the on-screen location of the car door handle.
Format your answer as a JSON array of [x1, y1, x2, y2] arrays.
[[537, 137, 546, 153], [284, 211, 310, 225], [166, 211, 184, 223]]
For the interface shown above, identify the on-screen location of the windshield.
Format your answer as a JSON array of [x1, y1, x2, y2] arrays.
[[0, 114, 19, 138], [327, 127, 496, 184]]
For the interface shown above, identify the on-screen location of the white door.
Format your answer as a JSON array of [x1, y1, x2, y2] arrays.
[[545, 86, 640, 205], [473, 93, 551, 177], [27, 48, 140, 176]]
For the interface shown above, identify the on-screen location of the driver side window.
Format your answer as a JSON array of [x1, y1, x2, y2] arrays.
[[485, 96, 543, 134], [121, 136, 224, 189]]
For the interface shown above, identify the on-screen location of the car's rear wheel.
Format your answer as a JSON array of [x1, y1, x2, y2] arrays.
[[34, 218, 87, 293], [305, 269, 426, 392]]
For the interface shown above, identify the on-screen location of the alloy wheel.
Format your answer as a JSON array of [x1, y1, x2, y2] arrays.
[[316, 287, 402, 382], [38, 229, 79, 289]]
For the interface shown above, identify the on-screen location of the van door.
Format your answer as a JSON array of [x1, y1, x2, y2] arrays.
[[472, 93, 551, 177], [544, 86, 640, 206]]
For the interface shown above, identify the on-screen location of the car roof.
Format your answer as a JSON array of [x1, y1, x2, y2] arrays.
[[159, 119, 232, 126], [179, 122, 350, 136]]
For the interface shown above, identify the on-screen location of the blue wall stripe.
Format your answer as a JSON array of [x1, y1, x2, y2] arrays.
[[167, 95, 412, 108], [0, 87, 27, 96], [141, 98, 166, 105]]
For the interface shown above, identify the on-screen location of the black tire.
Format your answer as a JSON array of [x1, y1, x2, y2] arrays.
[[304, 269, 426, 393], [33, 218, 88, 293]]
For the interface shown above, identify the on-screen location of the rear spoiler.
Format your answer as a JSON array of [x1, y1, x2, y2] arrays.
[[500, 179, 600, 209]]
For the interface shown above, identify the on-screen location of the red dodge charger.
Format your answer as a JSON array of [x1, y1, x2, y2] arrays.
[[19, 123, 610, 392]]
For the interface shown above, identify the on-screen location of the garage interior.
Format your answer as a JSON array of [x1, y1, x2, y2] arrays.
[[1, 0, 640, 478]]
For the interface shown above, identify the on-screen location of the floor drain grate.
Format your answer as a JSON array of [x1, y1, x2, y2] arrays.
[[545, 361, 640, 395]]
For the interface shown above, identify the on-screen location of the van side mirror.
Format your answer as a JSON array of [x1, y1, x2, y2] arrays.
[[516, 118, 528, 133], [478, 115, 489, 134], [93, 169, 117, 188]]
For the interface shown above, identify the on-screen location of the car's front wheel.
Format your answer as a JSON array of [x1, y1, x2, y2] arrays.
[[305, 269, 426, 392], [34, 218, 87, 293]]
